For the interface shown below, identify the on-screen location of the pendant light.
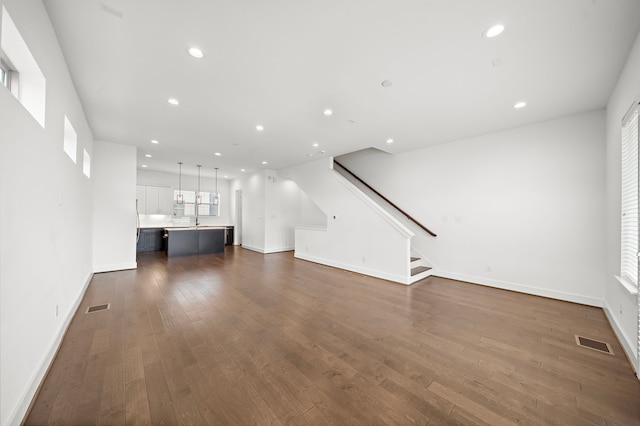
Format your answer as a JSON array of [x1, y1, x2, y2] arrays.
[[213, 167, 220, 205], [196, 165, 202, 204], [177, 162, 184, 204]]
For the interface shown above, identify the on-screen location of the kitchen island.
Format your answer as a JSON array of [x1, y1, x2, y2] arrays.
[[165, 226, 226, 257]]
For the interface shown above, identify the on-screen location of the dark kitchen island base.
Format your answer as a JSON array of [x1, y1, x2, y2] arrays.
[[165, 227, 226, 257], [136, 228, 166, 253]]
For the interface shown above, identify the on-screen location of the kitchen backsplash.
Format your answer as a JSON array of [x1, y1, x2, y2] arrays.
[[139, 215, 231, 228], [139, 215, 193, 228]]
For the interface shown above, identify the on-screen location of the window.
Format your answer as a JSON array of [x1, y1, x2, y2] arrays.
[[173, 190, 220, 217], [83, 149, 91, 178], [63, 116, 77, 163], [0, 60, 7, 87], [0, 55, 17, 92], [619, 99, 640, 292], [1, 6, 46, 127]]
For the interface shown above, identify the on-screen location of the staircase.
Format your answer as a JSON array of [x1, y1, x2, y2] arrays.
[[410, 256, 433, 283], [331, 159, 438, 284], [282, 157, 437, 286]]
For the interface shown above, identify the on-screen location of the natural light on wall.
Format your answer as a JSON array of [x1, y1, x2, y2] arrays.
[[63, 115, 77, 163], [83, 149, 91, 178], [1, 6, 46, 128]]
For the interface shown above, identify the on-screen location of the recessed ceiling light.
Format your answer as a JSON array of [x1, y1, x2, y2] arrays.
[[188, 47, 204, 58], [145, 154, 152, 158], [214, 152, 222, 156], [386, 138, 394, 144], [141, 164, 147, 168], [323, 109, 333, 116], [381, 79, 393, 87], [224, 175, 228, 178], [151, 139, 159, 144], [241, 168, 246, 172], [514, 101, 527, 109], [256, 125, 264, 132], [312, 142, 319, 147], [307, 153, 313, 157], [261, 161, 268, 165], [484, 24, 504, 38], [168, 98, 179, 105], [319, 150, 326, 154]]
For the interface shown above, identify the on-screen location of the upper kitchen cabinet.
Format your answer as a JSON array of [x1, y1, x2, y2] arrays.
[[136, 185, 173, 215], [156, 187, 173, 214], [136, 185, 147, 214]]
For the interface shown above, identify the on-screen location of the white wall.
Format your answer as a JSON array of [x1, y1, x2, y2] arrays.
[[0, 1, 94, 424], [264, 170, 306, 252], [605, 31, 640, 370], [136, 168, 232, 227], [298, 187, 328, 227], [93, 141, 137, 272], [231, 170, 267, 251], [229, 169, 321, 253], [339, 110, 606, 305]]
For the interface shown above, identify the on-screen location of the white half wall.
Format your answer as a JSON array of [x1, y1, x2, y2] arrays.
[[93, 141, 137, 272], [339, 110, 606, 304], [0, 1, 94, 424], [605, 31, 640, 370]]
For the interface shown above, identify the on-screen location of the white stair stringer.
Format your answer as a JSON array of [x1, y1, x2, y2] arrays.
[[282, 157, 421, 285]]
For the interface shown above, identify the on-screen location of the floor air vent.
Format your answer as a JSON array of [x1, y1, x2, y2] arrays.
[[85, 303, 110, 314], [575, 335, 614, 355]]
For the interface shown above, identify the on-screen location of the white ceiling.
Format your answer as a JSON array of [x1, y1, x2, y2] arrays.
[[43, 0, 640, 179]]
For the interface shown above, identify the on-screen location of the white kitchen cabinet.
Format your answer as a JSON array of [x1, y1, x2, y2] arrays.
[[157, 188, 172, 215], [146, 186, 160, 213], [137, 185, 173, 215], [136, 185, 147, 215]]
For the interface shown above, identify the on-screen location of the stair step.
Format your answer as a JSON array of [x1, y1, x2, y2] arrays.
[[410, 257, 420, 262], [411, 266, 432, 276]]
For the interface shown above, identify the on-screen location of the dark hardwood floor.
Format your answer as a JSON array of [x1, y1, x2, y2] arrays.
[[25, 246, 640, 425]]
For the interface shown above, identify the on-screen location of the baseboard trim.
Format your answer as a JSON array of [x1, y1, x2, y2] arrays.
[[241, 244, 266, 254], [603, 306, 638, 376], [242, 244, 295, 254], [264, 246, 295, 254], [295, 252, 407, 284], [93, 261, 137, 273], [435, 270, 603, 307], [11, 271, 94, 426]]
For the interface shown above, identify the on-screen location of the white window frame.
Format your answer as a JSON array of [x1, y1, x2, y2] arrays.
[[0, 59, 7, 88], [1, 5, 45, 127], [0, 54, 18, 94], [82, 149, 91, 178], [63, 115, 78, 163], [617, 98, 640, 295]]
